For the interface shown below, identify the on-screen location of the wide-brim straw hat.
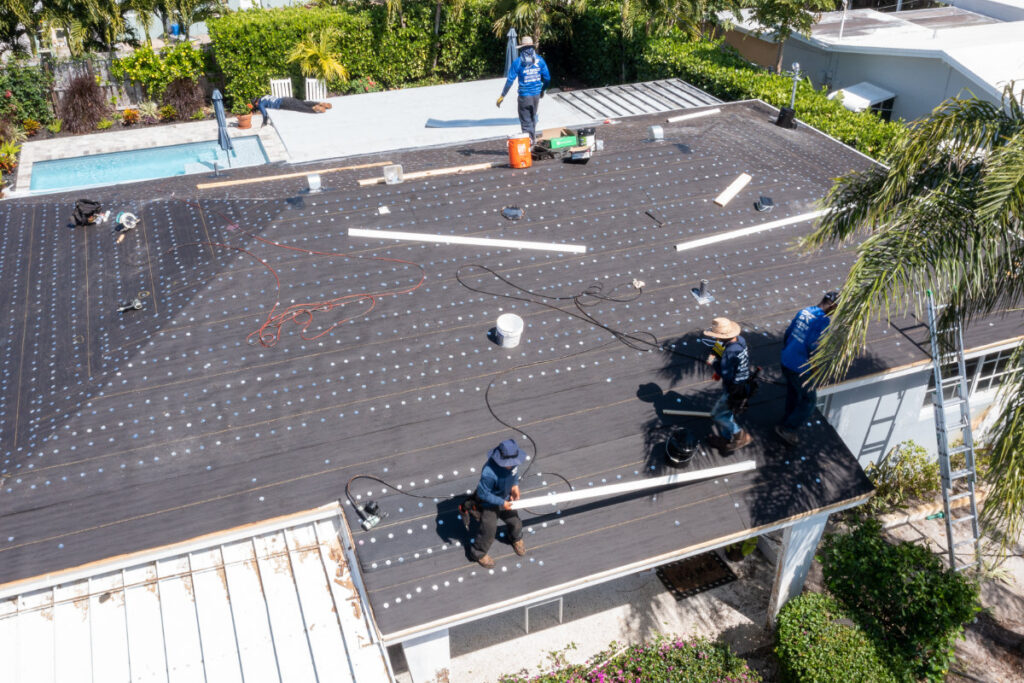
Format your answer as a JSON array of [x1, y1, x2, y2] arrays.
[[518, 36, 534, 48], [703, 317, 741, 340]]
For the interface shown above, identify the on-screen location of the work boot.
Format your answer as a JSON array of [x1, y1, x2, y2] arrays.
[[476, 554, 495, 569], [774, 424, 800, 446], [512, 539, 526, 556], [724, 430, 753, 452]]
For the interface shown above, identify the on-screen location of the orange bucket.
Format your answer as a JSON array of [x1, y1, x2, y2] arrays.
[[507, 133, 532, 169]]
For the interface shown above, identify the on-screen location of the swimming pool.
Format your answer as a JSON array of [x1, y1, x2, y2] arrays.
[[29, 136, 269, 193]]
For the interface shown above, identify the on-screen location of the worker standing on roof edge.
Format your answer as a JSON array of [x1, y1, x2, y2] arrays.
[[704, 317, 754, 452], [775, 291, 839, 445], [496, 36, 551, 142], [467, 439, 527, 568]]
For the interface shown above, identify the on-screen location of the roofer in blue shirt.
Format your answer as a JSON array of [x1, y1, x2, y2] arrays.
[[775, 291, 839, 445], [496, 36, 551, 142], [703, 317, 754, 452], [467, 439, 527, 568]]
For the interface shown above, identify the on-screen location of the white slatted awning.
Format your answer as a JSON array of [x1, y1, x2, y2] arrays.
[[0, 509, 391, 683]]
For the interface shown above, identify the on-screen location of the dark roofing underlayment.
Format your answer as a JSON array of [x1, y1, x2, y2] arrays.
[[0, 101, 1019, 640]]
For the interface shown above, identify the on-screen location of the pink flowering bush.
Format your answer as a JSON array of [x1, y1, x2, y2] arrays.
[[498, 635, 760, 683]]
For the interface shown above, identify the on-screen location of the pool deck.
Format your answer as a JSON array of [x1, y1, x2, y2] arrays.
[[11, 115, 288, 196]]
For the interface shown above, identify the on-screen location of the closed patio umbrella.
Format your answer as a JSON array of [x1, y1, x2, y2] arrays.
[[505, 28, 517, 78], [212, 89, 233, 164]]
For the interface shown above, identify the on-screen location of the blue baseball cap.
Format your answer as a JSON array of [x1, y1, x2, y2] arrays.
[[489, 438, 527, 467]]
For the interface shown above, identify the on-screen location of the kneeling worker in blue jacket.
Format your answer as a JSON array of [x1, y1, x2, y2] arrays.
[[497, 36, 551, 142], [468, 439, 528, 568]]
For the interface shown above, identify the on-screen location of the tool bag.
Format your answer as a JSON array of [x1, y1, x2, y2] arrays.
[[72, 199, 102, 226], [458, 493, 482, 531], [726, 366, 761, 415]]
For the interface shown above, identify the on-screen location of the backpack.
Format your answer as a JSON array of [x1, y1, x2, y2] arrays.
[[72, 199, 102, 227]]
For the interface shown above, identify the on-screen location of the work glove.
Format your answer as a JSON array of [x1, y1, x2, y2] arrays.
[[711, 341, 725, 357], [712, 372, 721, 381], [496, 95, 504, 108]]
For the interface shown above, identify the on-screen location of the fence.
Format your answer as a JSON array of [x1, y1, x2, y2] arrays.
[[47, 56, 147, 111]]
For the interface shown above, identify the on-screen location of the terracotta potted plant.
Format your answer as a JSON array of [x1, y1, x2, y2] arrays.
[[233, 101, 253, 129]]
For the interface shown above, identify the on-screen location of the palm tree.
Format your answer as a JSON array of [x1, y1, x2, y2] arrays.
[[802, 84, 1024, 545], [491, 0, 586, 47], [288, 29, 350, 85]]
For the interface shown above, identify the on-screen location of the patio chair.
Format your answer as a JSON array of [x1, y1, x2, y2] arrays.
[[270, 78, 293, 98], [305, 77, 328, 102]]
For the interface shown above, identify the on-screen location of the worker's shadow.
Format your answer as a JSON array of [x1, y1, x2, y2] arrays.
[[434, 495, 486, 561], [636, 382, 718, 475]]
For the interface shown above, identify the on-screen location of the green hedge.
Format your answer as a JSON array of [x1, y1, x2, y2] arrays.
[[0, 61, 54, 124], [776, 592, 897, 683], [820, 518, 981, 682], [636, 37, 907, 161], [498, 634, 760, 682], [208, 2, 502, 108], [567, 1, 648, 87]]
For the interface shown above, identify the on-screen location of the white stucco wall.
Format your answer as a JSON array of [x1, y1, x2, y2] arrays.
[[781, 42, 990, 121]]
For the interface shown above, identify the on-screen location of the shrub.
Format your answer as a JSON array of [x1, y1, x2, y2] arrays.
[[208, 2, 502, 109], [46, 118, 62, 134], [58, 73, 109, 134], [865, 440, 938, 512], [162, 78, 204, 121], [22, 118, 40, 136], [336, 76, 384, 94], [0, 61, 53, 124], [96, 118, 114, 130], [121, 108, 139, 125], [0, 139, 20, 173], [137, 101, 159, 123], [820, 518, 981, 681], [497, 634, 760, 682], [775, 592, 896, 683], [636, 37, 907, 161], [159, 104, 177, 121], [567, 0, 649, 86], [112, 43, 207, 100]]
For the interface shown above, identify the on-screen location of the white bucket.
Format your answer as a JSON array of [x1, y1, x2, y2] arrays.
[[496, 313, 524, 348]]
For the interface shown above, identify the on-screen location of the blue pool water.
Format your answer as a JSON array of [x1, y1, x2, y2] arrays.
[[30, 136, 269, 193]]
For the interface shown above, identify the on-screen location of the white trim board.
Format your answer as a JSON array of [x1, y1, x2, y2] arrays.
[[348, 228, 587, 254], [674, 209, 829, 252]]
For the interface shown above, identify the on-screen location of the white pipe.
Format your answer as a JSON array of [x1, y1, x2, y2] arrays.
[[666, 108, 721, 123], [509, 460, 756, 510], [348, 228, 587, 254], [674, 209, 828, 253]]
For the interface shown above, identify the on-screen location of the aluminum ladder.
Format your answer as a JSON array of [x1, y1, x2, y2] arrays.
[[926, 290, 981, 571]]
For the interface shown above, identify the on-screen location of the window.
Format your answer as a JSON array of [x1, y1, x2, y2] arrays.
[[923, 348, 1018, 409]]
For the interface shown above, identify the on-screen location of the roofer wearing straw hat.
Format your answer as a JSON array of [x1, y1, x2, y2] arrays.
[[775, 291, 839, 445], [496, 36, 551, 142], [704, 317, 754, 452], [466, 438, 528, 568]]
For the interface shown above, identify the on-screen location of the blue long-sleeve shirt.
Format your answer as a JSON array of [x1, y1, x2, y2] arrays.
[[256, 95, 282, 120], [501, 48, 550, 98], [781, 306, 830, 373], [712, 336, 751, 386], [476, 459, 519, 509]]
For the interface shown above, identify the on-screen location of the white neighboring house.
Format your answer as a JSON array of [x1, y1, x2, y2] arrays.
[[723, 5, 1024, 121]]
